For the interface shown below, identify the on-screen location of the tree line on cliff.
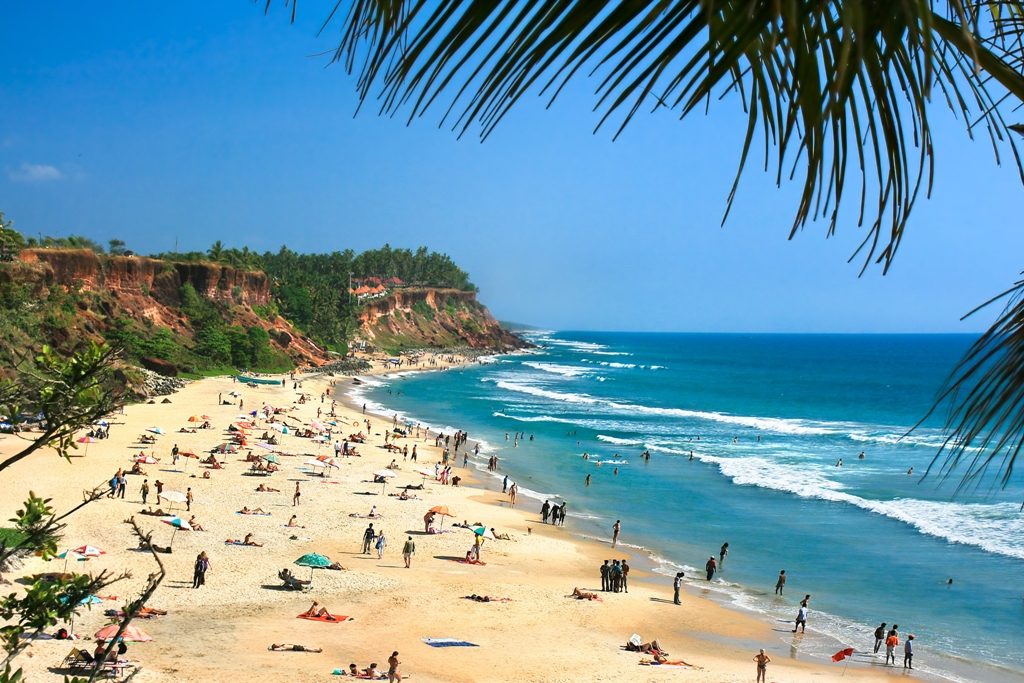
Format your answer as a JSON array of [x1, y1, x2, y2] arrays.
[[0, 212, 480, 373]]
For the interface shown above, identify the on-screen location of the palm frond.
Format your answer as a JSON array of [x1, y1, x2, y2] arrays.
[[263, 1, 1024, 491], [920, 277, 1024, 494], [275, 0, 1024, 274]]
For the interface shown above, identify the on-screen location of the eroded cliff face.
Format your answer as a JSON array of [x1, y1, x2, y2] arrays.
[[13, 249, 327, 367], [357, 287, 524, 351], [18, 249, 270, 306]]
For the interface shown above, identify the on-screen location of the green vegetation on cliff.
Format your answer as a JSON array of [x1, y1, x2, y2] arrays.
[[0, 214, 504, 375]]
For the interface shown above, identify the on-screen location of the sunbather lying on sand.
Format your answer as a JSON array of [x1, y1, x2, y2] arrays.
[[105, 606, 167, 618], [642, 653, 698, 667], [490, 528, 513, 540], [256, 484, 280, 492], [464, 594, 511, 603], [302, 601, 337, 620], [279, 568, 310, 586], [239, 533, 262, 546], [625, 639, 666, 655], [570, 587, 602, 601], [238, 507, 268, 515], [138, 507, 168, 516], [269, 643, 322, 652]]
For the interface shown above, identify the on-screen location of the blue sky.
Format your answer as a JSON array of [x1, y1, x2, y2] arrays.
[[1, 2, 1021, 332]]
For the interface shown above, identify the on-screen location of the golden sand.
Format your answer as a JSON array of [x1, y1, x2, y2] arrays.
[[0, 361, 897, 682]]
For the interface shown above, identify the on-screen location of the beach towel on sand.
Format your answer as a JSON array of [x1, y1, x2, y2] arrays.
[[423, 638, 479, 647], [296, 613, 352, 623]]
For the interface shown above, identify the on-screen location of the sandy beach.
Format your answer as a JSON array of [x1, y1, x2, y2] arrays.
[[1, 360, 903, 682]]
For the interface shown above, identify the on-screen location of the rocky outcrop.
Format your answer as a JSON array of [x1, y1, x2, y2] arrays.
[[357, 287, 525, 351], [12, 248, 328, 367], [17, 249, 270, 306]]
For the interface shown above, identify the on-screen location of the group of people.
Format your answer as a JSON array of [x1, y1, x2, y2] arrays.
[[539, 499, 567, 525], [599, 559, 630, 593], [873, 622, 915, 668]]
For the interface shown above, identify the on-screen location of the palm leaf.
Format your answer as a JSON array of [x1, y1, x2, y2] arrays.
[[265, 1, 1024, 490], [920, 277, 1024, 496]]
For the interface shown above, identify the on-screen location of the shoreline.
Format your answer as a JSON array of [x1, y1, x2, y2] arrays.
[[343, 359, 1008, 683], [0, 364, 946, 682]]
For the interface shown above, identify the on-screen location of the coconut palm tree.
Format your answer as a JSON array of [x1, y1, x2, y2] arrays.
[[268, 1, 1024, 489]]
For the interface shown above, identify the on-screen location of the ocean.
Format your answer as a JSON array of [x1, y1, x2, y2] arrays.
[[349, 332, 1024, 682]]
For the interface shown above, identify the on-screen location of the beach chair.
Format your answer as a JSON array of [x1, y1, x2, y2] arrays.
[[60, 647, 94, 674], [278, 569, 311, 591]]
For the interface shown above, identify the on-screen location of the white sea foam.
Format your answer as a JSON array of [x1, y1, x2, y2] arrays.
[[521, 361, 591, 378], [596, 435, 645, 446], [598, 361, 637, 369], [487, 379, 845, 436], [591, 350, 633, 356], [689, 452, 1024, 560]]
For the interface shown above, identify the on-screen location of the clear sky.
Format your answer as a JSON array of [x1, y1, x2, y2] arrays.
[[1, 3, 1021, 333]]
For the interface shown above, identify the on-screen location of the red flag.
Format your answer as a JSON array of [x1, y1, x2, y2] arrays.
[[831, 647, 855, 662]]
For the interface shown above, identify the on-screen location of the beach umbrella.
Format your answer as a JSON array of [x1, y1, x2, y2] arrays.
[[178, 449, 198, 473], [294, 553, 333, 583], [310, 420, 325, 432], [470, 526, 495, 540], [76, 435, 96, 456], [265, 454, 280, 464], [160, 490, 187, 512], [373, 468, 396, 492], [134, 454, 158, 464], [146, 427, 164, 435], [161, 516, 191, 546], [187, 415, 201, 422], [415, 467, 435, 484], [428, 505, 454, 530], [73, 545, 105, 558], [94, 420, 109, 427], [161, 517, 191, 530], [95, 624, 152, 642], [57, 550, 86, 572]]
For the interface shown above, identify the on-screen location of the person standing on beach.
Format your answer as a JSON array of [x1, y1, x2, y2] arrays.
[[140, 479, 149, 505], [673, 572, 684, 604], [402, 536, 415, 568], [375, 531, 387, 559], [775, 570, 786, 595], [117, 473, 127, 499], [508, 483, 517, 507], [502, 475, 508, 493], [293, 482, 301, 506], [621, 560, 630, 593], [705, 556, 717, 581], [185, 487, 193, 511], [885, 630, 899, 665], [154, 479, 164, 502], [754, 649, 771, 683], [611, 520, 621, 548], [541, 500, 551, 523], [793, 604, 808, 633], [387, 651, 401, 682], [600, 561, 610, 591], [903, 634, 914, 669], [873, 622, 887, 653], [362, 524, 375, 554], [192, 551, 210, 588], [719, 542, 729, 567]]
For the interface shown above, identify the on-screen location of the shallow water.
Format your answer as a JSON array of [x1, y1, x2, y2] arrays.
[[354, 332, 1024, 682]]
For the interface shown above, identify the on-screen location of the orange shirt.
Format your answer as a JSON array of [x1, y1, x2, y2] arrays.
[[886, 635, 899, 647]]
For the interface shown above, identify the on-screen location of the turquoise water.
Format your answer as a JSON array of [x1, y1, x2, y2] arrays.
[[352, 332, 1024, 681]]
